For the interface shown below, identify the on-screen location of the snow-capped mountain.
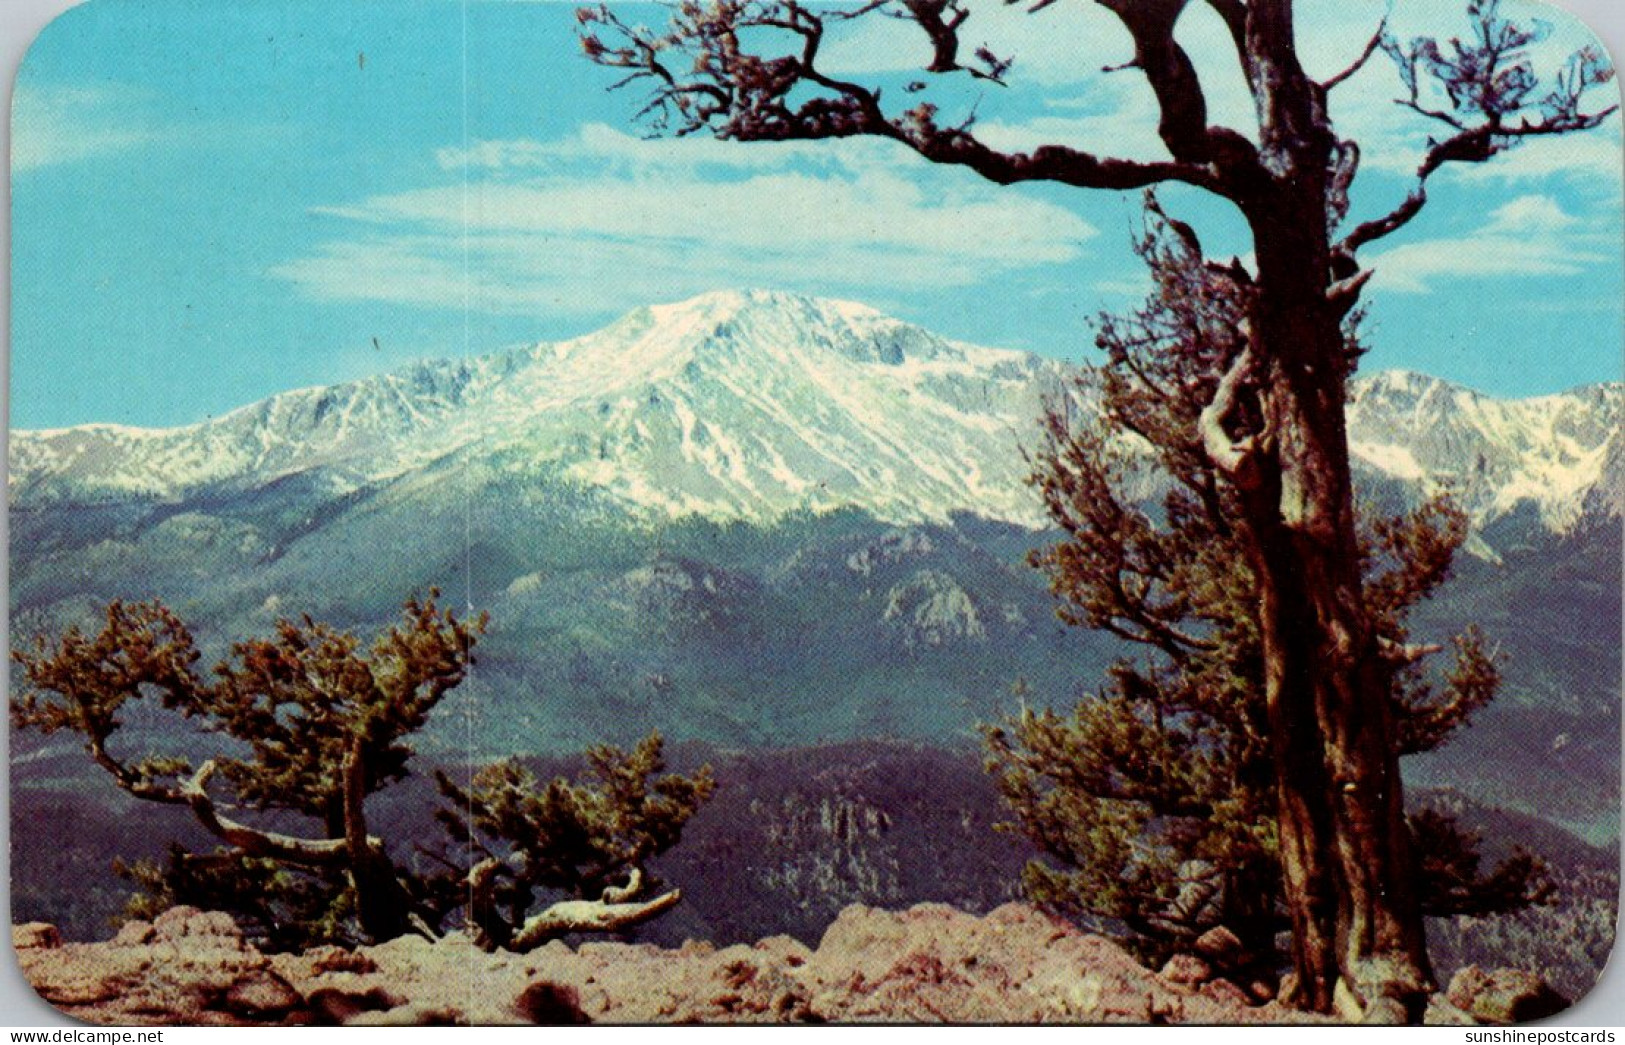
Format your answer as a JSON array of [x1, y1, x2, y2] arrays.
[[10, 291, 1619, 837], [9, 290, 1071, 527], [9, 290, 1622, 537], [1348, 369, 1624, 535]]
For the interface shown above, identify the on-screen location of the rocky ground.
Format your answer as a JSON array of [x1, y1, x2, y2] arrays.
[[13, 903, 1562, 1026]]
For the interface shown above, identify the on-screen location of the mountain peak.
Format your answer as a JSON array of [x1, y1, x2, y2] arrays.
[[651, 288, 882, 322], [10, 298, 1620, 539], [10, 291, 1064, 526], [623, 289, 936, 369], [1352, 369, 1462, 404]]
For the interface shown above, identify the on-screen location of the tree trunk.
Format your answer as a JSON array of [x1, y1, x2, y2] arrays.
[[1243, 186, 1432, 1020], [341, 740, 415, 943], [1228, 4, 1433, 1018]]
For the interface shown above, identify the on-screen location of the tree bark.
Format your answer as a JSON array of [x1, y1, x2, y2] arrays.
[[341, 738, 416, 943], [1241, 182, 1432, 1020]]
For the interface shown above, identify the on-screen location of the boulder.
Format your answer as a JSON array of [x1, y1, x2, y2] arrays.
[[1159, 953, 1213, 987], [153, 907, 245, 944], [222, 971, 303, 1018], [112, 922, 156, 947], [304, 946, 379, 976], [1446, 966, 1569, 1025], [1201, 978, 1252, 1007], [1193, 927, 1245, 969]]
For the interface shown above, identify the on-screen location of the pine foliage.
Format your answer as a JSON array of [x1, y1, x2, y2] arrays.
[[433, 733, 716, 949], [984, 215, 1552, 967], [11, 595, 712, 950]]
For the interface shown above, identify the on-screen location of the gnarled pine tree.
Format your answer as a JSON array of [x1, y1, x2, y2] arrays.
[[578, 0, 1615, 1017], [432, 733, 716, 952], [11, 593, 482, 945], [11, 596, 715, 950], [982, 213, 1552, 987]]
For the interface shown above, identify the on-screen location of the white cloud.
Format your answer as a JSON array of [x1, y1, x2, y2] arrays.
[[1449, 126, 1624, 188], [1366, 193, 1612, 293], [276, 126, 1097, 315], [12, 84, 159, 172], [280, 0, 1618, 316], [434, 124, 877, 174], [976, 77, 1169, 162], [1485, 193, 1582, 233]]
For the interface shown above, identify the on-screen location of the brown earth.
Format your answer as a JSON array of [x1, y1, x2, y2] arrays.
[[12, 903, 1521, 1026]]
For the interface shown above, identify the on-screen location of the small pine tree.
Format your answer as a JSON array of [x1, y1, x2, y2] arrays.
[[983, 211, 1552, 972], [432, 733, 716, 951], [12, 595, 714, 950], [12, 593, 483, 945]]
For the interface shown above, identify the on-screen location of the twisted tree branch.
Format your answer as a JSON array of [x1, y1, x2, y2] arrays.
[[1322, 14, 1390, 92], [579, 0, 1239, 196], [1197, 348, 1266, 490], [182, 761, 353, 865]]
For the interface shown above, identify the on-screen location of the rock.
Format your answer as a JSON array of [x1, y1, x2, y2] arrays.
[[13, 923, 61, 950], [153, 907, 246, 945], [306, 986, 403, 1026], [1360, 997, 1411, 1026], [516, 982, 591, 1024], [1150, 991, 1187, 1023], [32, 955, 135, 1007], [1424, 996, 1478, 1026], [305, 946, 378, 975], [1193, 927, 1245, 968], [1160, 953, 1213, 987], [1201, 978, 1252, 1007], [347, 1003, 464, 1026], [223, 971, 303, 1018], [1446, 966, 1489, 1010], [1447, 966, 1569, 1025], [754, 935, 813, 968], [112, 922, 156, 947], [13, 902, 1335, 1026]]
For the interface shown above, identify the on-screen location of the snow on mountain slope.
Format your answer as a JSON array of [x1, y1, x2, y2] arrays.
[[1347, 370, 1624, 533], [9, 291, 1621, 535], [9, 291, 1072, 526]]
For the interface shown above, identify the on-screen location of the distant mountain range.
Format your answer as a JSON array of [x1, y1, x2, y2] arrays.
[[9, 290, 1620, 841], [10, 291, 1068, 527], [12, 289, 1623, 543]]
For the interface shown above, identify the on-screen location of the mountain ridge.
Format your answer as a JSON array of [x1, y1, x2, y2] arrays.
[[10, 290, 1622, 541], [9, 291, 1619, 851]]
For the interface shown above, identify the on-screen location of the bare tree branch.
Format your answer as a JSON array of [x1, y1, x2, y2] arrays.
[[86, 734, 192, 806], [468, 859, 680, 953], [182, 761, 354, 865], [1322, 14, 1391, 92], [1377, 638, 1443, 667], [578, 0, 1244, 196], [1345, 7, 1619, 254], [1340, 105, 1614, 255]]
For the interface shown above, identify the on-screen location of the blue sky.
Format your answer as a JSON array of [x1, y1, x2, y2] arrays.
[[11, 0, 1623, 429]]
